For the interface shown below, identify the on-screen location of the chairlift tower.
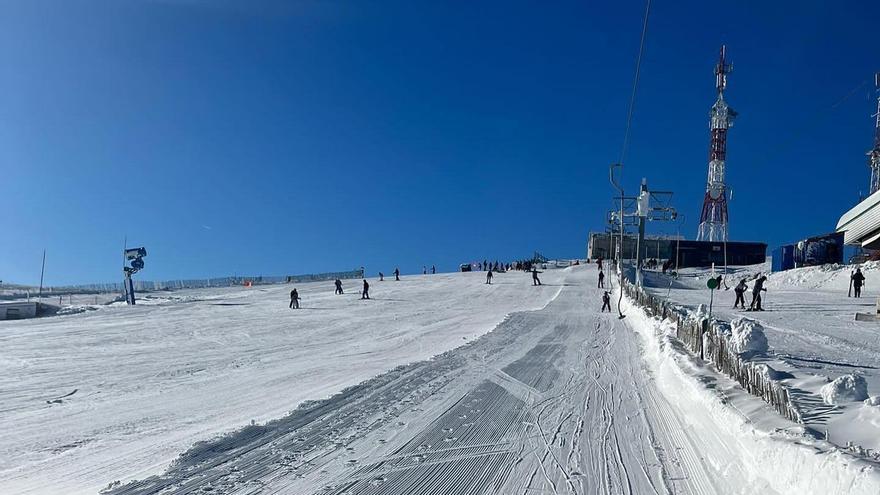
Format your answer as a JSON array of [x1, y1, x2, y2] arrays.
[[869, 73, 880, 195], [697, 45, 737, 242]]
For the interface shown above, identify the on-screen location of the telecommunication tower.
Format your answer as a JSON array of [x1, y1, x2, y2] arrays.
[[868, 73, 880, 195], [697, 45, 737, 242]]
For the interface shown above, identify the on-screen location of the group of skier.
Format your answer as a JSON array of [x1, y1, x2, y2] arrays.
[[596, 257, 612, 312], [476, 259, 544, 273], [289, 267, 409, 309], [378, 268, 402, 282], [732, 275, 768, 311], [485, 265, 543, 285]]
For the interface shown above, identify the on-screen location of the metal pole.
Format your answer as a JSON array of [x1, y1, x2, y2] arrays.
[[675, 214, 685, 274], [723, 239, 729, 289], [122, 236, 128, 303], [610, 163, 626, 319], [709, 287, 714, 320], [38, 249, 46, 304]]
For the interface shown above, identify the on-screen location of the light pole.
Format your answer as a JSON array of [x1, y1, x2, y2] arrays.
[[676, 213, 685, 275], [609, 163, 626, 319]]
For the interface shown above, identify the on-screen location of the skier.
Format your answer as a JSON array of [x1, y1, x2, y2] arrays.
[[394, 268, 400, 281], [431, 265, 436, 274], [733, 278, 747, 309], [486, 269, 493, 284], [532, 267, 542, 286], [379, 272, 384, 281], [334, 279, 343, 295], [601, 291, 611, 312], [598, 270, 605, 288], [852, 268, 866, 298], [361, 279, 370, 299], [748, 275, 767, 311], [597, 257, 603, 271], [423, 266, 427, 275], [289, 288, 300, 309]]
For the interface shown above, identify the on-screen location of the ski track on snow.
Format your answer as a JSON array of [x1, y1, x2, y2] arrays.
[[101, 267, 833, 495]]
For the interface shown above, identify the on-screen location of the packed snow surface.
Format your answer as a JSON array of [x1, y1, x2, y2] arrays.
[[96, 266, 879, 494], [3, 265, 879, 494], [643, 261, 880, 454], [0, 270, 564, 495]]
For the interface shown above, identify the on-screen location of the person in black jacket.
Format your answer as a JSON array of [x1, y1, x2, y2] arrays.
[[334, 279, 343, 295], [486, 269, 493, 284], [532, 267, 542, 286], [733, 279, 747, 308], [361, 279, 370, 299], [289, 288, 300, 309], [852, 268, 866, 298], [601, 291, 611, 312], [748, 275, 767, 311], [394, 268, 400, 281], [598, 270, 605, 288]]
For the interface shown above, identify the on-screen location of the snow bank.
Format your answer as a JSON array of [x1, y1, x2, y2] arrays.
[[821, 374, 870, 405], [865, 396, 880, 407], [767, 260, 880, 291], [729, 317, 769, 355], [624, 299, 880, 494], [751, 362, 785, 381], [55, 305, 99, 316]]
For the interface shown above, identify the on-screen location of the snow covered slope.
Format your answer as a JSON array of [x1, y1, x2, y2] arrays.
[[0, 270, 564, 495], [102, 265, 880, 495], [643, 262, 880, 457]]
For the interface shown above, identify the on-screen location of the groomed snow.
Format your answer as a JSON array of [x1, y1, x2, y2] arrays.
[[0, 269, 564, 495], [643, 262, 880, 456], [622, 296, 880, 494], [101, 265, 880, 494]]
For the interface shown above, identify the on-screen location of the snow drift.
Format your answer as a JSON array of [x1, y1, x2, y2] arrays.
[[728, 317, 769, 355], [821, 374, 869, 405]]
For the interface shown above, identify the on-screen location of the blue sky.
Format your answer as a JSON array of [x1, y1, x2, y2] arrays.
[[1, 0, 878, 285]]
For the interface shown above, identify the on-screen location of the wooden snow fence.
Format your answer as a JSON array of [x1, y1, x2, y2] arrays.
[[619, 278, 802, 423]]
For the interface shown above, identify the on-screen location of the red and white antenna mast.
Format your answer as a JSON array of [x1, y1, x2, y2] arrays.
[[868, 72, 880, 195], [697, 45, 736, 242]]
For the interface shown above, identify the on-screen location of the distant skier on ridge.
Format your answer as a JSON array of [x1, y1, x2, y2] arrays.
[[532, 267, 542, 286], [361, 279, 370, 299], [334, 278, 344, 295], [289, 288, 300, 309], [486, 269, 493, 285], [394, 268, 400, 281]]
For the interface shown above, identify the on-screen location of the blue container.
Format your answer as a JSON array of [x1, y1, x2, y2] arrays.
[[772, 245, 795, 272]]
